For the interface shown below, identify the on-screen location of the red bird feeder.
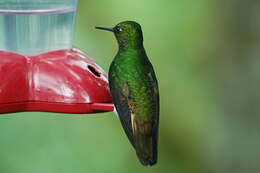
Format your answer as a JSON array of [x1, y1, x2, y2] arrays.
[[0, 0, 114, 114], [0, 48, 114, 114]]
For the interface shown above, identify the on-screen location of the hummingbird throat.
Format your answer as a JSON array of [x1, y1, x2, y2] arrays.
[[116, 37, 144, 50]]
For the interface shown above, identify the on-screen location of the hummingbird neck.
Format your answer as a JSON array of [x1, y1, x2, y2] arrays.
[[118, 40, 144, 51], [115, 33, 144, 51]]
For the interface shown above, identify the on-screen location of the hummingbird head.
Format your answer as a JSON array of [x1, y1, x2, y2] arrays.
[[96, 21, 144, 49]]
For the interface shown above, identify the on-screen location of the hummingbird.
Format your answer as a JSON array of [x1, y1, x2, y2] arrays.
[[96, 21, 159, 166]]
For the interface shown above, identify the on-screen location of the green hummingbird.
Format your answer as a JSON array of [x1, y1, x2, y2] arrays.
[[96, 21, 159, 166]]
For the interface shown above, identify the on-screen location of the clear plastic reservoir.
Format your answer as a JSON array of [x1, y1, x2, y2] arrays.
[[0, 0, 78, 56]]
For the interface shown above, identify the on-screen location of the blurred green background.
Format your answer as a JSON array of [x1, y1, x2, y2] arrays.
[[0, 0, 259, 173]]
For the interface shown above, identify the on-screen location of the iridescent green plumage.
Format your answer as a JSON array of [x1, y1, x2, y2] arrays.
[[96, 21, 159, 166]]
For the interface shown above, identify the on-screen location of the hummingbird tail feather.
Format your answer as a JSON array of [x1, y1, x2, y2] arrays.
[[135, 133, 157, 166], [133, 118, 158, 166]]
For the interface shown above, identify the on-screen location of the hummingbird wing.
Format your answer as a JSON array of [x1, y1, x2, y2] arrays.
[[132, 69, 159, 166], [111, 83, 136, 148]]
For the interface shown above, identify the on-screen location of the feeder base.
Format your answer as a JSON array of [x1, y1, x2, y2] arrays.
[[0, 48, 114, 114]]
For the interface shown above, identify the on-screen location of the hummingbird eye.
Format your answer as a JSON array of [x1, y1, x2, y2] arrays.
[[115, 27, 123, 33]]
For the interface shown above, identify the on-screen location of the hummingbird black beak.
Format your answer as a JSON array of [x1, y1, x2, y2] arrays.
[[95, 26, 114, 32]]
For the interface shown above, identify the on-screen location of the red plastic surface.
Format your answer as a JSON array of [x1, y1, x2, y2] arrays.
[[0, 48, 114, 114]]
